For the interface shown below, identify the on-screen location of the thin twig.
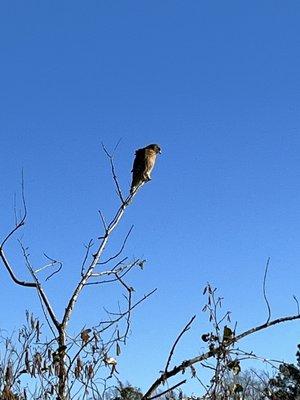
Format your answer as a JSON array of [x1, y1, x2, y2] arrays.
[[1, 172, 27, 248], [30, 253, 63, 281], [165, 315, 196, 373], [98, 210, 107, 231], [46, 262, 63, 281], [115, 272, 133, 341], [86, 258, 140, 286], [112, 138, 123, 154], [232, 348, 282, 368], [293, 295, 300, 314], [95, 289, 157, 331], [80, 240, 94, 276], [13, 193, 17, 226], [101, 142, 125, 204], [263, 257, 271, 324], [98, 225, 134, 265], [148, 380, 187, 400]]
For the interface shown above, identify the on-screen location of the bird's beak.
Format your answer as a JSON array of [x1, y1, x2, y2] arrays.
[[159, 150, 162, 154]]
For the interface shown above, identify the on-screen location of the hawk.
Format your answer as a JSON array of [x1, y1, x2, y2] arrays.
[[130, 144, 161, 194]]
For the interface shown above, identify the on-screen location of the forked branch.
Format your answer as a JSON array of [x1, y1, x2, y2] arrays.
[[61, 147, 139, 329], [142, 311, 300, 399], [0, 178, 60, 331]]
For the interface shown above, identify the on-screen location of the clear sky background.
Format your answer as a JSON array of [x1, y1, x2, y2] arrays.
[[1, 0, 300, 395]]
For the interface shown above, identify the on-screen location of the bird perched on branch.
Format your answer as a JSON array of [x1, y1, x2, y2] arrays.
[[130, 144, 161, 194]]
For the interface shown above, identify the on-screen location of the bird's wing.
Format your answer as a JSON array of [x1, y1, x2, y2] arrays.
[[131, 148, 147, 175], [131, 148, 147, 189]]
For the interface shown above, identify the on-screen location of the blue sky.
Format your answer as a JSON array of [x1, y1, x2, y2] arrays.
[[1, 0, 300, 395]]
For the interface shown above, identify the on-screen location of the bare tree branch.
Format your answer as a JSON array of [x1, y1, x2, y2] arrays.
[[62, 186, 138, 329], [1, 170, 27, 248], [142, 311, 300, 399], [63, 208, 122, 327], [164, 315, 196, 373], [45, 261, 63, 281], [148, 380, 187, 400], [87, 258, 140, 285], [19, 242, 61, 331], [0, 150, 156, 399], [0, 249, 36, 288], [66, 288, 156, 380], [0, 176, 59, 331], [98, 225, 134, 265]]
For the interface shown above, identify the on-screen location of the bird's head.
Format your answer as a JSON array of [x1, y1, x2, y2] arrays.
[[146, 144, 162, 154]]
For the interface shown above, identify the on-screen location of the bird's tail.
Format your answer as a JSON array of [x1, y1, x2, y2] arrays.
[[130, 182, 144, 195]]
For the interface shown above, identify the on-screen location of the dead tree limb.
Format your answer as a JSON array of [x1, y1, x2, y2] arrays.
[[142, 311, 300, 399]]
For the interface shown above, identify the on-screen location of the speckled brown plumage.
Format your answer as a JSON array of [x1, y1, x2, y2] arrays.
[[130, 144, 161, 194]]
